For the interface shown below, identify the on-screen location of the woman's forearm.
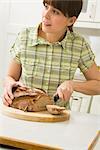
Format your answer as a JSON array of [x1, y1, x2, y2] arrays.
[[73, 80, 100, 95]]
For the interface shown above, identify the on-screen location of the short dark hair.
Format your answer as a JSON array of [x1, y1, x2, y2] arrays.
[[43, 0, 83, 32]]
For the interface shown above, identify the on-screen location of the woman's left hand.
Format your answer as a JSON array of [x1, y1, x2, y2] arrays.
[[55, 80, 73, 101]]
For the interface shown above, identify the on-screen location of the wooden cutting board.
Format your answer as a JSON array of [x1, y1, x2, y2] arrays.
[[1, 104, 70, 122]]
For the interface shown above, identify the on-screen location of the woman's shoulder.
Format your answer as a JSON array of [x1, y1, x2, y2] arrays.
[[71, 30, 86, 42], [18, 23, 39, 39], [64, 30, 90, 50]]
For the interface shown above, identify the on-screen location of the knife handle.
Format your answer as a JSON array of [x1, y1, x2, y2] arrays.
[[54, 94, 59, 102]]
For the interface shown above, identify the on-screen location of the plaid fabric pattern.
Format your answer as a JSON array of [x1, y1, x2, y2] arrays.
[[10, 23, 95, 107]]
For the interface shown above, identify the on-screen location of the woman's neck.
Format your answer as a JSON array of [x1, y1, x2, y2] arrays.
[[39, 28, 67, 43]]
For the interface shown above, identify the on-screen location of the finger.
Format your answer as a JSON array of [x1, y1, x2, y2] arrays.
[[57, 88, 69, 101], [7, 87, 14, 100], [57, 88, 64, 100], [3, 97, 10, 106], [33, 88, 45, 94], [15, 82, 27, 88], [3, 100, 9, 106], [15, 82, 27, 91], [4, 92, 13, 105], [63, 88, 72, 101], [63, 93, 69, 101]]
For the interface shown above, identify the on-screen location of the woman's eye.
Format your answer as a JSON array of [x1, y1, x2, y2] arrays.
[[43, 3, 60, 15], [44, 3, 48, 9], [53, 10, 60, 15]]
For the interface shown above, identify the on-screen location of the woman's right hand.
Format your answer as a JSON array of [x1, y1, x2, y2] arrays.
[[2, 78, 26, 106]]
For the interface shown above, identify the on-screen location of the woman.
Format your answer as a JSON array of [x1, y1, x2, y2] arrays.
[[3, 0, 100, 107]]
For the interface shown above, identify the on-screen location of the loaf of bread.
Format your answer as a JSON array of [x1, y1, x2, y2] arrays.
[[10, 86, 53, 112]]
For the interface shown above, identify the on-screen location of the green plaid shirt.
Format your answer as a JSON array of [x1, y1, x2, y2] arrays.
[[10, 23, 95, 107]]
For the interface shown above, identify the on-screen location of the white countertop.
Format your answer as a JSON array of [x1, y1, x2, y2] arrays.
[[0, 99, 100, 150]]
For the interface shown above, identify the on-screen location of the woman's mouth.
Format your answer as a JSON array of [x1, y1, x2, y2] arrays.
[[42, 21, 51, 26]]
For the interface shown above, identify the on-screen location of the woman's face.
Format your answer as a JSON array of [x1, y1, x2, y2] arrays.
[[42, 3, 72, 34]]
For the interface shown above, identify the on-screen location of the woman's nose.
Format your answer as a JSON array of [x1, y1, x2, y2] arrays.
[[44, 9, 51, 19]]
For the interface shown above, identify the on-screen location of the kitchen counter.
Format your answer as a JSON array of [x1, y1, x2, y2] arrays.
[[0, 99, 100, 150]]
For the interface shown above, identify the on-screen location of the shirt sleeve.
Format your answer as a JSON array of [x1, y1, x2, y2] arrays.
[[78, 38, 95, 73], [10, 28, 27, 64]]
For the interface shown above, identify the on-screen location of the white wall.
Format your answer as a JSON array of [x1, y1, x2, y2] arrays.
[[0, 1, 10, 79], [0, 0, 43, 80], [0, 0, 43, 94]]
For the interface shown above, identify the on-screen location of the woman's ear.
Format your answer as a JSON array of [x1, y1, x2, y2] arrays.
[[68, 16, 76, 26]]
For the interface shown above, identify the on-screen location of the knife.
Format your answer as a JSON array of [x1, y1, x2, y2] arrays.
[[53, 94, 59, 104], [53, 84, 60, 104]]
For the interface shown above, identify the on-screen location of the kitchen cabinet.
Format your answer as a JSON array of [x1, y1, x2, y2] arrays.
[[71, 67, 100, 115], [70, 91, 100, 115], [90, 95, 100, 115], [70, 88, 100, 115], [70, 91, 93, 113], [75, 0, 100, 29], [74, 21, 100, 29], [71, 72, 92, 113]]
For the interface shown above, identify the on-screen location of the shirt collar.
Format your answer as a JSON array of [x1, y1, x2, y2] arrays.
[[28, 23, 75, 49], [61, 31, 75, 49], [27, 24, 39, 46]]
